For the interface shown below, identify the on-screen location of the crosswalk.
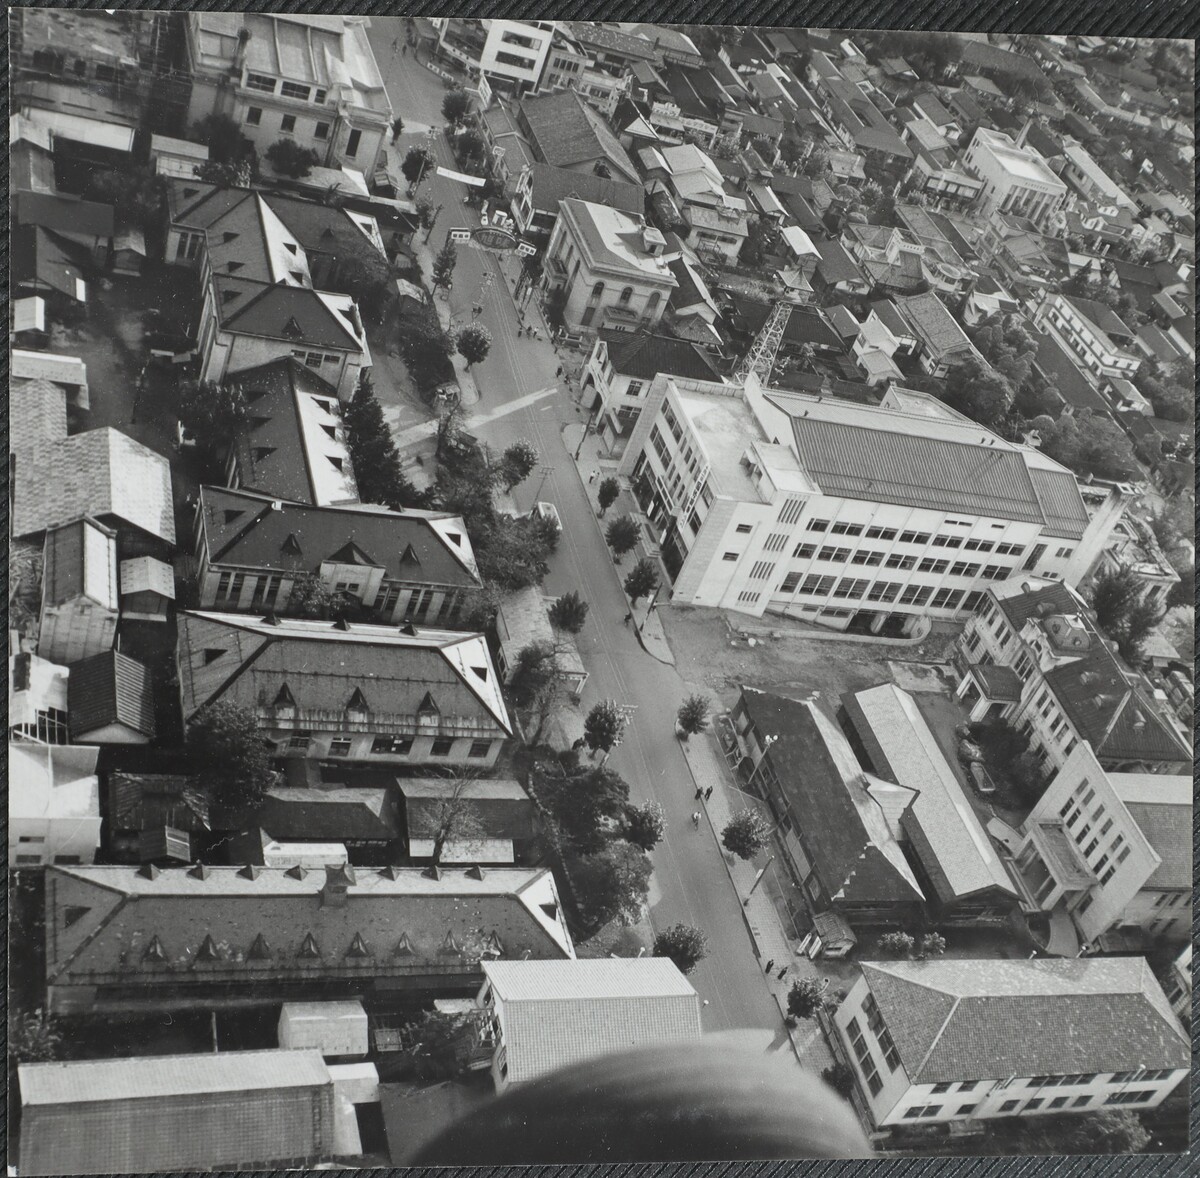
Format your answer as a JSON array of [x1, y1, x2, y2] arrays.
[[387, 385, 562, 449]]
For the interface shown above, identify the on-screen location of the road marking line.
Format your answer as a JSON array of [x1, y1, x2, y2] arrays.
[[392, 386, 558, 448]]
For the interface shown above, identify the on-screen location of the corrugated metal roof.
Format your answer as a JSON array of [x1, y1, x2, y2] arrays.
[[19, 1050, 331, 1105], [485, 958, 696, 1001], [790, 415, 1047, 523], [68, 650, 156, 740]]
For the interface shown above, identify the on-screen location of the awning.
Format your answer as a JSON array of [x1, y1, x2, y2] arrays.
[[24, 108, 136, 152]]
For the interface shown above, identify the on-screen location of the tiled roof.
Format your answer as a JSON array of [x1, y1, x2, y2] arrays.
[[399, 777, 537, 843], [783, 306, 843, 350], [1123, 799, 1190, 890], [602, 332, 722, 382], [861, 957, 1188, 1083], [11, 377, 69, 463], [44, 864, 574, 987], [739, 689, 925, 906], [969, 662, 1024, 702], [525, 163, 643, 219], [520, 90, 637, 183], [842, 685, 1017, 904], [1024, 457, 1089, 541], [995, 579, 1081, 629], [961, 40, 1046, 81], [1062, 294, 1134, 343], [483, 959, 700, 1085], [893, 291, 974, 359], [199, 486, 479, 586], [13, 427, 176, 545], [177, 611, 511, 736], [566, 22, 660, 62], [225, 357, 356, 506], [214, 276, 363, 351], [1030, 326, 1112, 415], [814, 239, 867, 285], [260, 787, 400, 841], [68, 650, 156, 740], [109, 772, 211, 834]]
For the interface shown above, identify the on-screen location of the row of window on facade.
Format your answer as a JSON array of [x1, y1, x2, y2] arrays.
[[213, 572, 462, 622], [284, 733, 494, 758]]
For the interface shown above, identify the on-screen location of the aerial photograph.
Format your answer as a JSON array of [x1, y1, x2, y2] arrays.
[[7, 11, 1195, 1171]]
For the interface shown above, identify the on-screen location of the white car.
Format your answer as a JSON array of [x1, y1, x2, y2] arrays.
[[532, 501, 562, 535]]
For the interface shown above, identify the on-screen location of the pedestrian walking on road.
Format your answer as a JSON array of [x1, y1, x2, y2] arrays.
[[557, 366, 564, 377], [691, 811, 701, 829], [704, 786, 714, 801], [777, 966, 789, 981], [694, 786, 704, 801], [623, 612, 633, 626], [589, 469, 599, 483], [763, 959, 775, 974]]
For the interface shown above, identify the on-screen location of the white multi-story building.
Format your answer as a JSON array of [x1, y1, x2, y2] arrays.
[[963, 127, 1068, 228], [542, 199, 678, 335], [1034, 292, 1142, 386], [9, 742, 102, 867], [1008, 744, 1190, 951], [832, 958, 1189, 1130], [954, 580, 1191, 775], [615, 373, 1111, 631], [185, 14, 392, 179], [434, 19, 555, 96]]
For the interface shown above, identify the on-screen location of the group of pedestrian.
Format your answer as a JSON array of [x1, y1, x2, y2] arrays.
[[693, 786, 714, 801], [762, 960, 790, 982]]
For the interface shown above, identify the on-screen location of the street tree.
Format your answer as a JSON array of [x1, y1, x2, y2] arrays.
[[456, 322, 492, 369], [822, 1062, 856, 1100], [431, 240, 458, 291], [548, 590, 589, 634], [597, 477, 621, 517], [622, 800, 666, 851], [676, 694, 710, 740], [584, 700, 627, 758], [415, 197, 437, 230], [442, 87, 472, 126], [193, 113, 244, 163], [424, 771, 486, 865], [456, 129, 484, 163], [508, 640, 570, 744], [787, 977, 826, 1020], [878, 931, 916, 958], [343, 371, 424, 509], [721, 808, 772, 860], [177, 379, 247, 459], [499, 439, 538, 490], [606, 515, 641, 560], [919, 932, 947, 957], [1090, 566, 1147, 639], [186, 701, 276, 814], [399, 310, 456, 394], [624, 559, 659, 605], [652, 923, 709, 975], [8, 1008, 63, 1064], [266, 139, 320, 179], [572, 841, 653, 931], [402, 145, 434, 188]]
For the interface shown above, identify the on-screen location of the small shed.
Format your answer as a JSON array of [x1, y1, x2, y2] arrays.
[[799, 910, 857, 960], [112, 226, 148, 278], [119, 556, 175, 622], [279, 1001, 369, 1058], [12, 296, 48, 348], [138, 825, 193, 864], [151, 134, 210, 179]]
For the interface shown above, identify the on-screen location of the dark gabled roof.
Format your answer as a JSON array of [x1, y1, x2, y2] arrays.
[[166, 179, 252, 229], [601, 331, 722, 382], [961, 40, 1047, 81], [566, 21, 660, 62], [738, 689, 924, 906], [214, 276, 362, 351], [525, 163, 643, 219], [782, 306, 844, 350], [519, 90, 638, 182], [15, 190, 115, 238], [260, 787, 401, 841], [109, 773, 211, 834], [12, 227, 86, 300], [68, 651, 156, 740], [861, 957, 1188, 1084], [198, 486, 480, 587], [1029, 327, 1112, 415], [995, 580, 1080, 630], [1061, 295, 1135, 343], [813, 239, 867, 286], [265, 193, 383, 265]]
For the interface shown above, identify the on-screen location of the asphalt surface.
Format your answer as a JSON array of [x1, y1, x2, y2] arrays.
[[369, 24, 784, 1036]]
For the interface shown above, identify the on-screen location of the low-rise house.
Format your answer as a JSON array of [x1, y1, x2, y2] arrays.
[[730, 688, 926, 926], [582, 330, 722, 448], [542, 199, 677, 334], [1087, 515, 1179, 612], [1034, 292, 1141, 386], [37, 518, 119, 666], [9, 742, 102, 867], [251, 787, 403, 860], [12, 227, 88, 315], [106, 772, 211, 865], [1061, 141, 1138, 212], [514, 88, 640, 184], [954, 580, 1191, 775], [811, 239, 871, 299], [1007, 744, 1190, 953], [194, 486, 481, 624], [119, 556, 176, 623], [511, 162, 643, 238], [9, 646, 71, 746], [177, 611, 511, 766], [908, 92, 962, 144], [397, 776, 539, 864], [43, 863, 574, 1013], [222, 358, 359, 506], [494, 586, 588, 703], [68, 650, 157, 744], [1028, 326, 1114, 418], [14, 191, 114, 267], [17, 1049, 343, 1175], [476, 959, 701, 1092], [832, 957, 1189, 1130], [842, 685, 1019, 923], [892, 291, 981, 377]]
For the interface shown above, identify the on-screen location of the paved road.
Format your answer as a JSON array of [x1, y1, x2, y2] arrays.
[[370, 26, 784, 1037]]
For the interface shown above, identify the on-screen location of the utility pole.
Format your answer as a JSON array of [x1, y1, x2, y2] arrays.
[[531, 463, 554, 503], [744, 855, 775, 906]]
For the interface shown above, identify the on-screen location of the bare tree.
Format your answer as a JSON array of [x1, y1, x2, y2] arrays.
[[426, 768, 489, 866]]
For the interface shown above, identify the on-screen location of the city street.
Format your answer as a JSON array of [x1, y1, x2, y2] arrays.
[[369, 25, 785, 1038]]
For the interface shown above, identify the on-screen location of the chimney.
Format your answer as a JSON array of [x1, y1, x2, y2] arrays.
[[320, 863, 356, 908]]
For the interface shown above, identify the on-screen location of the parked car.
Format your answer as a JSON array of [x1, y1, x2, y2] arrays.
[[969, 762, 997, 796], [531, 501, 562, 536]]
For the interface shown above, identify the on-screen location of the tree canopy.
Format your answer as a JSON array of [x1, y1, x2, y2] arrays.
[[572, 840, 653, 931], [652, 923, 708, 974], [456, 323, 492, 369], [1030, 412, 1140, 481], [186, 701, 276, 814], [721, 808, 772, 860]]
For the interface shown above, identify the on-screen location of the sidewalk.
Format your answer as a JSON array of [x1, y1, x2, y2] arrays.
[[679, 729, 839, 1073], [562, 421, 674, 665]]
